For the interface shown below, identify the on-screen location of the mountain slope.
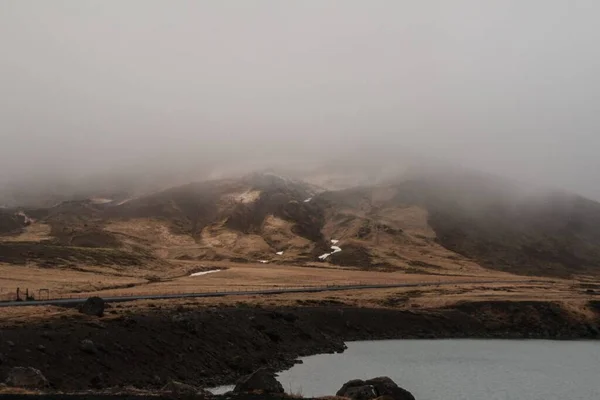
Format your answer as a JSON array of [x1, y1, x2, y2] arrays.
[[2, 171, 600, 278], [319, 170, 600, 277]]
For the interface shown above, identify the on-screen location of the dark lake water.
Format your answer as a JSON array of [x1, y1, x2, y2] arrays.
[[272, 339, 600, 400]]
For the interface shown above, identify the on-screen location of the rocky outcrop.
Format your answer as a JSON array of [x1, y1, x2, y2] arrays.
[[336, 380, 377, 400], [79, 297, 105, 317], [233, 368, 284, 394], [4, 367, 48, 388], [337, 377, 415, 400], [366, 377, 415, 400]]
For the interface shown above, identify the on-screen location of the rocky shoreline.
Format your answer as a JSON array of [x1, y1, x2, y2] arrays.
[[1, 300, 599, 393]]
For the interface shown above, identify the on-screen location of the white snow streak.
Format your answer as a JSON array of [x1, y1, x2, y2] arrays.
[[89, 197, 114, 204], [318, 241, 342, 260], [190, 269, 222, 277]]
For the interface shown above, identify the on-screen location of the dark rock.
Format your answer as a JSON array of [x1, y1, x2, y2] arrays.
[[5, 366, 49, 388], [337, 377, 415, 400], [337, 379, 367, 392], [163, 380, 211, 399], [337, 380, 374, 400], [366, 377, 415, 400], [234, 368, 284, 394], [79, 297, 105, 317], [345, 385, 378, 400], [80, 339, 97, 354], [90, 373, 106, 389], [0, 353, 4, 364], [269, 311, 298, 322], [6, 341, 15, 347], [36, 345, 46, 352], [86, 321, 106, 330]]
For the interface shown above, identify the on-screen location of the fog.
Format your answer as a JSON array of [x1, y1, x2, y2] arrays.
[[1, 1, 599, 203]]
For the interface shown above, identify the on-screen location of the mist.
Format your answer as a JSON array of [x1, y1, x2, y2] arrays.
[[1, 1, 599, 203]]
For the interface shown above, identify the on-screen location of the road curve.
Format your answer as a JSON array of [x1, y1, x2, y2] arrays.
[[0, 279, 543, 308]]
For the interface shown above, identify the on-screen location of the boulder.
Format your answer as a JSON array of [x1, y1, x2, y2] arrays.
[[233, 368, 284, 394], [337, 377, 414, 400], [366, 377, 415, 400], [79, 296, 105, 317], [336, 380, 375, 400], [5, 367, 48, 388], [80, 339, 97, 354], [344, 385, 378, 400]]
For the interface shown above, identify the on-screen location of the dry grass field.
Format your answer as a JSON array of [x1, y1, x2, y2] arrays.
[[0, 257, 524, 301], [0, 263, 146, 301], [3, 274, 597, 327]]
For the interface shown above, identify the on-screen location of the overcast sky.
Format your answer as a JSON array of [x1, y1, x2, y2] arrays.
[[1, 1, 599, 199]]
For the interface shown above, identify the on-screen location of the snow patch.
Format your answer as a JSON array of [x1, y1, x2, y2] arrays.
[[318, 242, 342, 260], [208, 385, 235, 395], [331, 239, 339, 244], [190, 269, 222, 277], [258, 260, 269, 264], [303, 197, 312, 203], [16, 211, 34, 225], [275, 251, 284, 255], [89, 197, 113, 204], [116, 198, 133, 205]]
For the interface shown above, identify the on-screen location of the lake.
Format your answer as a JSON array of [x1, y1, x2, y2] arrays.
[[273, 339, 600, 400]]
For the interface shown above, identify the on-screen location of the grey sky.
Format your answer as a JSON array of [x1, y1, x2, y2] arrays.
[[1, 1, 599, 199]]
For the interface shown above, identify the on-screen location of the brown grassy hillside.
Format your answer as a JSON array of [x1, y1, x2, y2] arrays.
[[320, 170, 600, 277], [2, 171, 600, 278]]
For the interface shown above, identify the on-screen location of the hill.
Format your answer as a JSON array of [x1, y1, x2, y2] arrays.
[[319, 169, 600, 277], [1, 170, 600, 278]]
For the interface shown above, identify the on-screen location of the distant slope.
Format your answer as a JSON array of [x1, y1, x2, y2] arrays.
[[2, 170, 600, 277], [320, 170, 600, 277], [399, 174, 600, 277]]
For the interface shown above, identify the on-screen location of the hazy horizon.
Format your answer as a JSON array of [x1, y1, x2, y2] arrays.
[[1, 1, 599, 201]]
